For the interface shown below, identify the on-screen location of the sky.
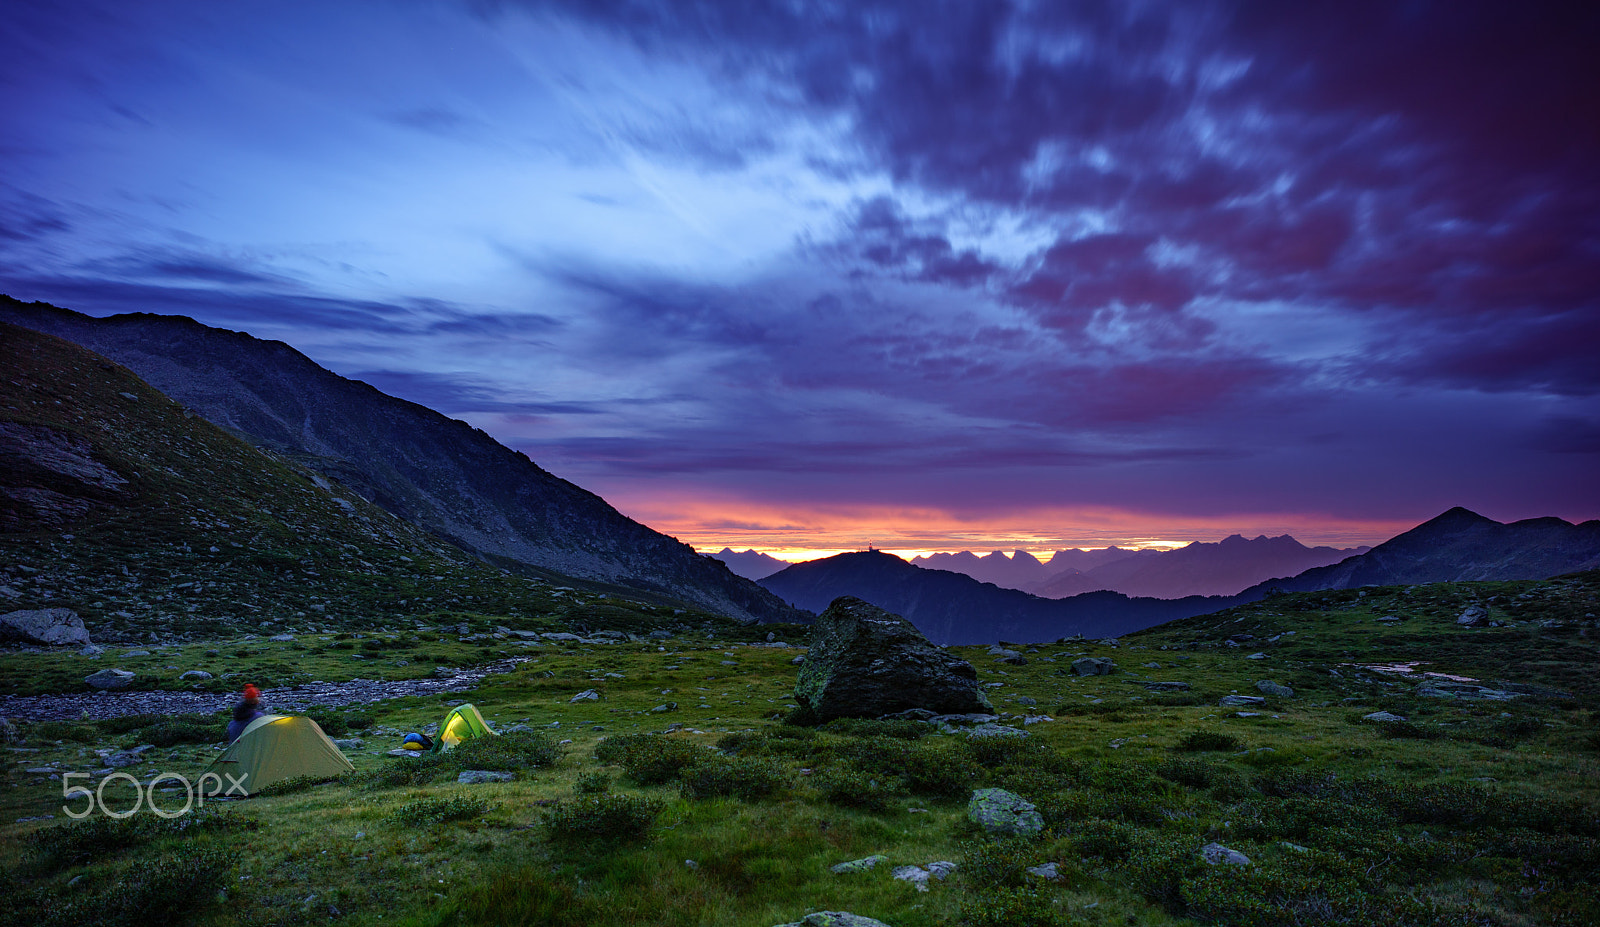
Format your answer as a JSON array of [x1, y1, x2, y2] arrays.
[[2, 0, 1597, 561]]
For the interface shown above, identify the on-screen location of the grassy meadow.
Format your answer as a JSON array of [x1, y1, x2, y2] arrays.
[[2, 572, 1599, 927]]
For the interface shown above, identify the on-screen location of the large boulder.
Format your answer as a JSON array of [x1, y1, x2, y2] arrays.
[[794, 597, 991, 722], [0, 608, 91, 646], [968, 788, 1044, 837]]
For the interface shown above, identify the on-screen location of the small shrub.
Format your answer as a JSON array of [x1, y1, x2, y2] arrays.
[[543, 792, 663, 843], [679, 756, 790, 801], [58, 844, 232, 927], [450, 731, 564, 772], [28, 808, 257, 867], [1157, 756, 1222, 788], [811, 763, 905, 814], [958, 885, 1070, 927], [1070, 819, 1142, 862], [899, 743, 980, 799], [573, 771, 612, 794], [141, 719, 220, 747], [1174, 731, 1241, 752], [359, 756, 447, 791], [387, 795, 491, 826], [1377, 721, 1443, 740], [27, 721, 98, 743], [594, 734, 705, 784]]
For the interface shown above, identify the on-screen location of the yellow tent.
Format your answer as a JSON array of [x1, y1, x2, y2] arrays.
[[205, 715, 353, 795], [432, 703, 496, 753]]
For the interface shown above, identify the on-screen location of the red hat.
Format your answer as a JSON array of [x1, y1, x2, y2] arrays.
[[242, 684, 261, 701]]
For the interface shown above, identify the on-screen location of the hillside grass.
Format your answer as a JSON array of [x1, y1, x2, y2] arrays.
[[2, 573, 1598, 927]]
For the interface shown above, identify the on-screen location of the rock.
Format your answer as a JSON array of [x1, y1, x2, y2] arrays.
[[771, 913, 895, 927], [880, 708, 937, 721], [85, 668, 136, 690], [1246, 653, 1267, 660], [830, 855, 888, 874], [387, 749, 423, 757], [79, 644, 106, 657], [890, 860, 956, 891], [0, 608, 91, 646], [1143, 681, 1190, 691], [965, 723, 1028, 738], [570, 689, 601, 702], [1025, 862, 1061, 881], [1016, 696, 1037, 707], [1219, 695, 1265, 707], [1363, 711, 1407, 723], [105, 750, 144, 767], [0, 717, 20, 744], [431, 666, 457, 679], [968, 788, 1043, 837], [791, 655, 806, 665], [269, 634, 296, 642], [926, 861, 956, 880], [998, 655, 1028, 666], [648, 630, 673, 639], [123, 650, 152, 657], [457, 770, 514, 785], [1071, 657, 1115, 676], [793, 597, 991, 722], [1417, 681, 1518, 700], [542, 632, 585, 642], [650, 703, 677, 713], [180, 670, 214, 681], [1200, 843, 1251, 866], [1255, 680, 1294, 698], [1457, 605, 1489, 627]]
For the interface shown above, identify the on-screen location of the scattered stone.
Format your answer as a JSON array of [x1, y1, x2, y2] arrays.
[[1255, 680, 1294, 698], [78, 644, 106, 657], [830, 855, 888, 874], [650, 703, 677, 713], [1200, 843, 1251, 866], [387, 749, 423, 758], [965, 723, 1028, 739], [1235, 712, 1263, 718], [1457, 605, 1489, 627], [890, 861, 957, 891], [1377, 615, 1403, 623], [0, 717, 19, 745], [570, 689, 601, 702], [968, 788, 1043, 837], [771, 913, 895, 927], [1143, 681, 1191, 691], [457, 770, 514, 785], [1071, 657, 1115, 676], [1025, 862, 1061, 881], [1246, 653, 1267, 660], [0, 608, 92, 646], [793, 597, 992, 721], [1417, 681, 1519, 700], [180, 670, 214, 681], [123, 650, 152, 657], [105, 750, 144, 767], [85, 668, 136, 690], [880, 708, 936, 721], [542, 632, 585, 642], [1218, 695, 1266, 707], [648, 630, 673, 639], [269, 634, 296, 643], [1363, 711, 1407, 723]]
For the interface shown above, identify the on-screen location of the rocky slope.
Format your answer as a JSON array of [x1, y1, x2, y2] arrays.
[[758, 550, 1232, 645], [0, 322, 732, 642], [0, 297, 806, 624], [1235, 507, 1600, 598]]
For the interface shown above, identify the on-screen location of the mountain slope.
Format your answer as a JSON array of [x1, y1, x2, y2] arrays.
[[0, 297, 806, 624], [1236, 507, 1600, 597], [758, 550, 1232, 645], [1035, 534, 1369, 599]]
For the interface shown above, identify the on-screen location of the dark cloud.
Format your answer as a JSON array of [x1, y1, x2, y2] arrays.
[[351, 369, 607, 415]]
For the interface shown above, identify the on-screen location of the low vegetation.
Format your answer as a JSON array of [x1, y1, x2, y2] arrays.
[[1, 570, 1597, 927]]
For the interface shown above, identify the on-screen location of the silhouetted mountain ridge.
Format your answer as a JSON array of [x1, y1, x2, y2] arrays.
[[0, 296, 807, 623]]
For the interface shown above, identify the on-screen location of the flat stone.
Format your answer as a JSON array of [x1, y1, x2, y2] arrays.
[[85, 668, 136, 690], [456, 770, 514, 784], [1143, 681, 1190, 691], [1255, 680, 1294, 698], [830, 855, 888, 874], [1363, 711, 1407, 722], [1071, 657, 1115, 676], [1201, 843, 1251, 866], [570, 689, 601, 702], [1219, 695, 1266, 707], [968, 788, 1043, 838], [1025, 862, 1061, 881], [180, 670, 214, 680], [772, 913, 895, 927], [965, 723, 1028, 738]]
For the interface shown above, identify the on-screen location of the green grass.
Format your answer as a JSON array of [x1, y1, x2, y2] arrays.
[[2, 572, 1598, 927]]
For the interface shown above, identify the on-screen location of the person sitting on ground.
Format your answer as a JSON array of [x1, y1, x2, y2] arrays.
[[226, 684, 267, 743]]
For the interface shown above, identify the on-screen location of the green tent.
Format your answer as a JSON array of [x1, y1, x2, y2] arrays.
[[432, 703, 496, 753], [205, 715, 354, 796]]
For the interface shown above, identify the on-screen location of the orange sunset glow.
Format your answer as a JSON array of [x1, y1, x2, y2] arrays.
[[600, 490, 1415, 564]]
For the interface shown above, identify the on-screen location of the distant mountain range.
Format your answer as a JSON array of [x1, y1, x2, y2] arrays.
[[710, 548, 791, 581], [762, 508, 1600, 644], [0, 297, 807, 624], [759, 550, 1228, 645], [914, 535, 1367, 599]]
